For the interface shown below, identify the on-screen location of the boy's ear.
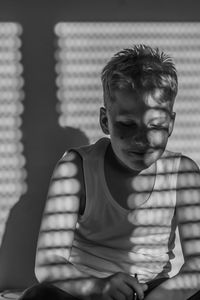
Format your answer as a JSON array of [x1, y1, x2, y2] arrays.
[[99, 107, 109, 135], [168, 112, 176, 137]]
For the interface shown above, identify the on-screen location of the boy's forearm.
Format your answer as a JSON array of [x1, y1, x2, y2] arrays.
[[51, 277, 102, 299], [36, 261, 102, 299]]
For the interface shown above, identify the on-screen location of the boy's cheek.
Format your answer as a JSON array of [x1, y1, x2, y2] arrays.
[[110, 129, 169, 152], [147, 131, 168, 149], [111, 127, 128, 139]]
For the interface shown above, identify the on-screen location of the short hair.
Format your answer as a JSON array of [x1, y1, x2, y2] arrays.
[[101, 44, 178, 108]]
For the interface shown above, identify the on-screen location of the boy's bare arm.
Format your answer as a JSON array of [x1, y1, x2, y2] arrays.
[[145, 155, 200, 300], [35, 150, 91, 296]]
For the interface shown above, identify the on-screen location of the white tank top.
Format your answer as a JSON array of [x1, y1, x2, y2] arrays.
[[69, 138, 182, 283]]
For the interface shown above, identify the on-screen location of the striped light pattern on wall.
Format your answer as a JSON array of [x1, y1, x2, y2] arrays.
[[54, 22, 200, 277], [55, 22, 200, 167], [0, 23, 26, 243]]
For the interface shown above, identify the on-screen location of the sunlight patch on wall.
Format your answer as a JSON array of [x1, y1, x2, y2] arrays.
[[0, 23, 26, 244]]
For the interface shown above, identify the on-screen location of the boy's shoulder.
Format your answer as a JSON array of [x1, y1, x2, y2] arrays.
[[176, 154, 200, 209], [163, 149, 199, 172], [162, 149, 181, 159], [178, 154, 200, 173], [60, 138, 110, 167], [173, 152, 200, 196]]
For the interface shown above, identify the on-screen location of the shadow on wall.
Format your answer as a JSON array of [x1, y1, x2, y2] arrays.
[[0, 126, 89, 291]]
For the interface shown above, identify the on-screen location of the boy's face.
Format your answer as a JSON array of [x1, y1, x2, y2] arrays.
[[100, 89, 175, 171]]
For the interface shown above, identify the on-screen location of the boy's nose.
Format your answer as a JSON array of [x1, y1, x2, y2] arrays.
[[131, 128, 149, 148]]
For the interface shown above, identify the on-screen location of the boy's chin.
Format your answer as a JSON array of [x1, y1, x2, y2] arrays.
[[122, 152, 160, 172], [128, 161, 148, 172], [121, 157, 148, 172]]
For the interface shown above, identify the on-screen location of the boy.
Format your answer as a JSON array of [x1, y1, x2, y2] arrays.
[[21, 45, 200, 300]]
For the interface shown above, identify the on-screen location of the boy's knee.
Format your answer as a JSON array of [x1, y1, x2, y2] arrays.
[[19, 283, 66, 300]]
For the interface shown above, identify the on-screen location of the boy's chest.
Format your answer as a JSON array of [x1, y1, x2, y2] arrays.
[[104, 164, 156, 210]]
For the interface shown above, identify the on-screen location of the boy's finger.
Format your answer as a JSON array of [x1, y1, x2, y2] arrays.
[[141, 283, 148, 291], [123, 276, 144, 299], [117, 283, 134, 298]]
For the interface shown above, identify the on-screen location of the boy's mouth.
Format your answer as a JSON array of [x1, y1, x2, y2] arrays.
[[127, 148, 154, 155], [127, 148, 147, 154], [127, 150, 146, 156]]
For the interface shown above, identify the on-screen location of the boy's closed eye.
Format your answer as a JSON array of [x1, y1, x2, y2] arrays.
[[148, 123, 169, 130], [117, 121, 168, 131], [117, 121, 138, 128], [149, 124, 168, 129]]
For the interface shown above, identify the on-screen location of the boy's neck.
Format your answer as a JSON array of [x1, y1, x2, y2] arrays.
[[106, 143, 156, 177], [106, 143, 141, 177]]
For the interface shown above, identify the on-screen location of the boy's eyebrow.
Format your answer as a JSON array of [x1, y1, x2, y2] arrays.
[[148, 116, 169, 122]]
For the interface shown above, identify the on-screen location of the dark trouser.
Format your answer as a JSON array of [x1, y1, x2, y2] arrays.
[[19, 278, 200, 300]]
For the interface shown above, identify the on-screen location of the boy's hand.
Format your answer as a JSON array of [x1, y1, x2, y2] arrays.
[[91, 272, 148, 300]]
